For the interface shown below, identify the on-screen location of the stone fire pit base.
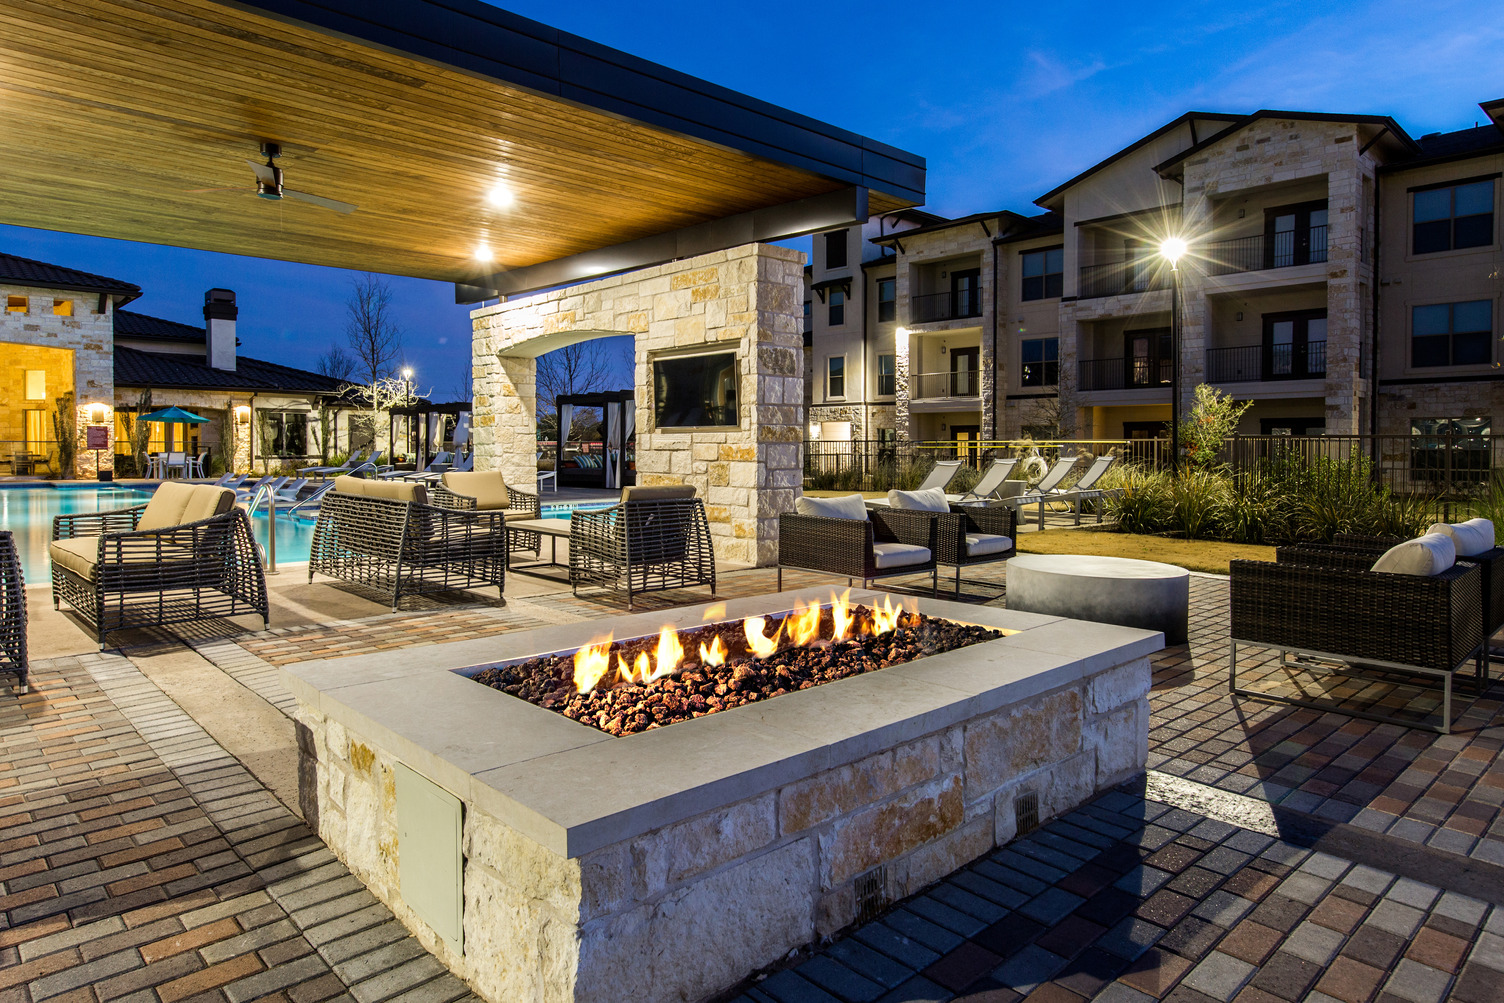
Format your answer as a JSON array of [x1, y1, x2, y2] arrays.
[[285, 590, 1162, 1003]]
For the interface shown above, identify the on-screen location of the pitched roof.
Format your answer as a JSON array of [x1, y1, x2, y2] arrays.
[[1033, 112, 1242, 206], [1152, 111, 1418, 176], [1412, 125, 1504, 161], [114, 310, 205, 343], [113, 345, 344, 394], [0, 251, 141, 303]]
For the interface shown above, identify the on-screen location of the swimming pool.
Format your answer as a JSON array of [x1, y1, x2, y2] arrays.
[[0, 484, 615, 584]]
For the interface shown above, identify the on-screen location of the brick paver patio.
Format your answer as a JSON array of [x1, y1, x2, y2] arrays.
[[8, 563, 1504, 1003]]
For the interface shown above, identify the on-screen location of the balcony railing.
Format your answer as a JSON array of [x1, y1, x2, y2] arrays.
[[1077, 258, 1171, 299], [910, 289, 982, 323], [1077, 357, 1172, 392], [1205, 226, 1327, 276], [1206, 342, 1327, 382], [910, 369, 981, 399]]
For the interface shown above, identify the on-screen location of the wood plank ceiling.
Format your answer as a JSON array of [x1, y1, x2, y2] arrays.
[[0, 0, 916, 284]]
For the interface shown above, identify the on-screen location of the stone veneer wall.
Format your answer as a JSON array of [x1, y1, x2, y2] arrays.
[[471, 244, 804, 566], [295, 654, 1149, 1003]]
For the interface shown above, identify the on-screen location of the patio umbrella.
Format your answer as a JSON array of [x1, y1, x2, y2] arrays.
[[138, 405, 211, 424]]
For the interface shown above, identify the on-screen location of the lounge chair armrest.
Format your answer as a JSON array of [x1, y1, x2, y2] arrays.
[[869, 508, 935, 549], [952, 503, 1016, 539], [507, 487, 542, 518], [53, 504, 146, 540], [428, 484, 477, 511], [778, 513, 873, 577]]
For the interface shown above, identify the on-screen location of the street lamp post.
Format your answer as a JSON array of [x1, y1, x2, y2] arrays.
[[1159, 237, 1187, 477], [401, 367, 414, 462]]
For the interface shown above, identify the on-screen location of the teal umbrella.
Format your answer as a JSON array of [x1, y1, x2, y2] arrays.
[[138, 405, 210, 424]]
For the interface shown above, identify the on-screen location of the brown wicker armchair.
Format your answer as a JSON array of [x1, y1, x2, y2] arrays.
[[1, 531, 26, 694], [1229, 556, 1484, 733], [430, 471, 542, 565], [50, 482, 267, 650], [777, 506, 940, 595], [568, 485, 716, 609], [309, 476, 507, 610], [935, 504, 1016, 594]]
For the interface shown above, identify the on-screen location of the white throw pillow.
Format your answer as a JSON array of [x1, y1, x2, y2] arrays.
[[1426, 518, 1495, 557], [795, 493, 869, 521], [887, 487, 949, 513], [1371, 532, 1457, 576]]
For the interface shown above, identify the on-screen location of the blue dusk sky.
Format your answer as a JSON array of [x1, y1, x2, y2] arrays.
[[2, 0, 1500, 390]]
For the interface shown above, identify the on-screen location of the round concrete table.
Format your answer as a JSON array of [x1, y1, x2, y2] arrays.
[[1006, 554, 1189, 644]]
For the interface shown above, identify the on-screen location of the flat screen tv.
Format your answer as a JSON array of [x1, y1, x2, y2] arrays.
[[653, 352, 738, 428]]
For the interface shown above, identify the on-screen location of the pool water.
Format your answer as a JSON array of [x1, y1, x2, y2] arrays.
[[0, 484, 613, 584]]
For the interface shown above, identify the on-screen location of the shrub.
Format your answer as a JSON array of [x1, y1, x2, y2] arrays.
[[1222, 473, 1286, 545], [1180, 384, 1252, 470], [1106, 467, 1173, 535], [1170, 468, 1228, 540]]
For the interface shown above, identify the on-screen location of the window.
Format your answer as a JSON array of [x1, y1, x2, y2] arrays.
[[825, 231, 847, 269], [6, 296, 26, 314], [24, 410, 48, 453], [1020, 338, 1059, 387], [24, 370, 45, 401], [1264, 201, 1328, 267], [877, 354, 895, 396], [1412, 300, 1492, 368], [876, 278, 896, 322], [653, 352, 738, 427], [1413, 180, 1495, 254], [52, 298, 72, 317], [1262, 310, 1327, 378], [827, 356, 845, 399], [1021, 248, 1063, 301], [802, 300, 811, 330], [828, 288, 845, 326], [258, 410, 309, 457]]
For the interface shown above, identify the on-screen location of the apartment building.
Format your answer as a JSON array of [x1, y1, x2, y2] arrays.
[[807, 96, 1504, 450]]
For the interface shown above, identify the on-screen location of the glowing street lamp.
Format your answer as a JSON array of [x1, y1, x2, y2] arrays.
[[1160, 236, 1187, 476]]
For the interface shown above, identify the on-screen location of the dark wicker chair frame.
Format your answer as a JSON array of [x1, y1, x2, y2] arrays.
[[430, 481, 542, 566], [1229, 556, 1485, 733], [568, 497, 716, 609], [309, 492, 507, 610], [51, 505, 268, 651], [936, 504, 1017, 595], [1, 532, 26, 694], [777, 508, 940, 596]]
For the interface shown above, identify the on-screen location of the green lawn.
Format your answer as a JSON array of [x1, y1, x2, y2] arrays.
[[1015, 529, 1274, 574]]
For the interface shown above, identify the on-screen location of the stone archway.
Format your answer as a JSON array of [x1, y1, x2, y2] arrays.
[[470, 244, 805, 566]]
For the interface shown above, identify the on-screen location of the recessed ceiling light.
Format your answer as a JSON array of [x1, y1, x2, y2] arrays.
[[475, 244, 494, 263], [486, 183, 513, 209]]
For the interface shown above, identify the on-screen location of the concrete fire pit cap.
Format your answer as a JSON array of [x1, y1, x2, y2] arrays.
[[281, 588, 1163, 857]]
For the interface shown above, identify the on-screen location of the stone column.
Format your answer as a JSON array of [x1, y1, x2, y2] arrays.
[[894, 326, 912, 442], [476, 355, 536, 490]]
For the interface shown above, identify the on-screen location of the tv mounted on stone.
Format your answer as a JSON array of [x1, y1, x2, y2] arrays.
[[653, 351, 738, 428]]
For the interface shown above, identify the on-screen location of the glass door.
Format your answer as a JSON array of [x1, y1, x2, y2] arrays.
[[950, 269, 981, 318], [1124, 328, 1171, 386], [950, 347, 980, 396]]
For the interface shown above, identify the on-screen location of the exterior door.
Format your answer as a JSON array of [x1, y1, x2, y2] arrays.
[[951, 424, 981, 463], [950, 347, 980, 396], [1265, 201, 1329, 267], [951, 269, 981, 318], [1124, 328, 1171, 387], [1262, 310, 1327, 379], [1122, 420, 1169, 465]]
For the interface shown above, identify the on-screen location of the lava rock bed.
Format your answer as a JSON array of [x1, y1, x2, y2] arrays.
[[471, 606, 1003, 736]]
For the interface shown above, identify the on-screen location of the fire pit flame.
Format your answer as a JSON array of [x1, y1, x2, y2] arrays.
[[831, 590, 854, 641], [870, 595, 906, 635], [573, 635, 613, 693], [700, 635, 727, 667], [789, 600, 822, 647], [744, 616, 782, 658]]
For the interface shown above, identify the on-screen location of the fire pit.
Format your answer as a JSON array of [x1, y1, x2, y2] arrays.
[[284, 588, 1163, 1003], [474, 594, 1008, 735]]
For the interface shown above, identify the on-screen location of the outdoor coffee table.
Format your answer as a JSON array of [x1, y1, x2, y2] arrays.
[[507, 517, 572, 571], [1006, 553, 1189, 644]]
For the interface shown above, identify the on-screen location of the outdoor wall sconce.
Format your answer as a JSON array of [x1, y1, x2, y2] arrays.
[[89, 402, 108, 422], [235, 405, 251, 423]]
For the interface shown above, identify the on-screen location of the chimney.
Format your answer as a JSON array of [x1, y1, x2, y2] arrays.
[[203, 288, 237, 372]]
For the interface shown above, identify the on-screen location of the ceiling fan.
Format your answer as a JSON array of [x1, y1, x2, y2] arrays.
[[191, 142, 357, 214]]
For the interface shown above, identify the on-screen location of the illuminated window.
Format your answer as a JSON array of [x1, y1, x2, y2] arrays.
[[876, 278, 896, 322], [24, 370, 45, 401], [53, 298, 73, 317], [6, 296, 26, 314]]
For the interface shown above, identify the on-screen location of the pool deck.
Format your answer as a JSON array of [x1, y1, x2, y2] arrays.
[[7, 549, 1504, 1002]]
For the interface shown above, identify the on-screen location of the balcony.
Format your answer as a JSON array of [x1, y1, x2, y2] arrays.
[[911, 289, 982, 323], [1077, 259, 1170, 299], [1206, 342, 1327, 383], [910, 369, 980, 400], [1205, 226, 1327, 276], [1078, 357, 1171, 392]]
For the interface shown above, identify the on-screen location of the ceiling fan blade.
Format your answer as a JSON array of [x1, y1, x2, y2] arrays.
[[246, 160, 277, 184], [186, 186, 254, 193], [284, 188, 357, 214]]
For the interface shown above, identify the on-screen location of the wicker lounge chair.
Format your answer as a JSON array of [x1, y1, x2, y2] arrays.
[[309, 475, 508, 609], [0, 531, 26, 694], [431, 471, 542, 564], [568, 485, 716, 609], [1229, 553, 1484, 733], [50, 481, 268, 650], [778, 496, 939, 594], [937, 503, 1016, 594]]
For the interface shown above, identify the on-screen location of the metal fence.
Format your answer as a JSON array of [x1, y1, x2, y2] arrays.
[[803, 438, 1172, 491]]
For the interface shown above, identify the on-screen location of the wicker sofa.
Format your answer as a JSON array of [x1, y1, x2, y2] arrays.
[[431, 470, 542, 565], [777, 497, 940, 595], [1228, 551, 1485, 733], [568, 485, 715, 609], [309, 475, 507, 609], [50, 481, 267, 650], [1, 531, 27, 694]]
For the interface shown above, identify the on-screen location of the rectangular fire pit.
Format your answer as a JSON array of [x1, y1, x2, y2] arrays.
[[283, 588, 1162, 1003]]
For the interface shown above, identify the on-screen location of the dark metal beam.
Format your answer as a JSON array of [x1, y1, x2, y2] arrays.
[[457, 187, 869, 302]]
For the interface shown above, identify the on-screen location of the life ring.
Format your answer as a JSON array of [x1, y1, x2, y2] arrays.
[[1020, 455, 1049, 485]]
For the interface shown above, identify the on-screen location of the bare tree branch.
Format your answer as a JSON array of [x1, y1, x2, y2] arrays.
[[316, 344, 356, 382], [342, 274, 405, 453], [535, 341, 615, 440]]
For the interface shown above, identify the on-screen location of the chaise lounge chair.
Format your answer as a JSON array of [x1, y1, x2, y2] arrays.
[[300, 450, 366, 477], [947, 458, 1018, 504]]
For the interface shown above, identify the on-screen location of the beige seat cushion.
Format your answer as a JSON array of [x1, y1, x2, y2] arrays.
[[1371, 533, 1456, 576], [622, 484, 697, 503], [872, 542, 931, 569], [443, 471, 510, 510], [334, 475, 428, 505], [965, 533, 1013, 557], [138, 483, 235, 531], [50, 536, 100, 580], [49, 534, 197, 580], [795, 494, 868, 521], [888, 487, 949, 513]]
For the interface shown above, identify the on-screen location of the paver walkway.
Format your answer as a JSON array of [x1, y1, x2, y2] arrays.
[[8, 565, 1504, 1003]]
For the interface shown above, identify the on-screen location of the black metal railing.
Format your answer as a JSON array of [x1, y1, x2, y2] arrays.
[[1205, 342, 1327, 382], [1077, 258, 1171, 299], [910, 370, 981, 399], [1077, 357, 1172, 392], [1205, 225, 1327, 275], [910, 289, 982, 323]]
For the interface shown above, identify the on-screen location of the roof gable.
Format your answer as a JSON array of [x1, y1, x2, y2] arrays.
[[1033, 112, 1242, 207], [0, 251, 141, 303]]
